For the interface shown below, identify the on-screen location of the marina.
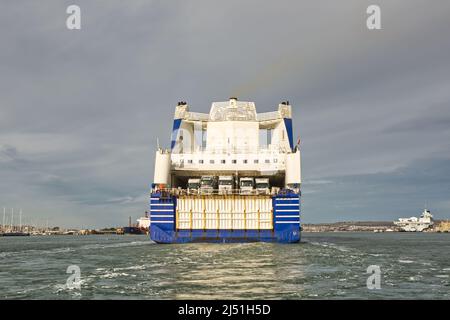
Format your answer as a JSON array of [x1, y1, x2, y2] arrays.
[[1, 208, 30, 237]]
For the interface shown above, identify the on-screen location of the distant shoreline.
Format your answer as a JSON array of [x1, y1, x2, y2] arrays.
[[3, 220, 449, 236], [302, 220, 449, 233]]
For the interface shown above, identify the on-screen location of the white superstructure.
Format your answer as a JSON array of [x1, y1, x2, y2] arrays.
[[394, 209, 434, 232], [153, 98, 301, 188]]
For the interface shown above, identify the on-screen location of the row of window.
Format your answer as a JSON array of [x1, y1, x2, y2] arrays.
[[183, 159, 278, 164]]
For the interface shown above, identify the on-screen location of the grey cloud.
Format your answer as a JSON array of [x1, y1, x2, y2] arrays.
[[0, 145, 18, 162], [303, 158, 450, 222]]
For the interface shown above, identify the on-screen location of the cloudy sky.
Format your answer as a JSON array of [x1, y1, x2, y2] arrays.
[[1, 1, 450, 228]]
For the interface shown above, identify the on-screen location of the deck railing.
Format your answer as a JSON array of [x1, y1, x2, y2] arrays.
[[172, 145, 289, 155], [150, 187, 300, 197]]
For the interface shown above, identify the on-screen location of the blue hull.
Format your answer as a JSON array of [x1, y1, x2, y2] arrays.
[[150, 225, 300, 243], [149, 190, 301, 244]]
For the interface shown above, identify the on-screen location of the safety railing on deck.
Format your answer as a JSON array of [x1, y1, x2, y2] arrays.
[[151, 188, 281, 196], [172, 145, 289, 155], [150, 188, 301, 198], [256, 111, 281, 122]]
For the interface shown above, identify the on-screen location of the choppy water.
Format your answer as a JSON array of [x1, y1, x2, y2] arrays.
[[0, 232, 449, 299]]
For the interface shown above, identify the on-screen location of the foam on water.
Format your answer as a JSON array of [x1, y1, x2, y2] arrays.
[[398, 260, 415, 264]]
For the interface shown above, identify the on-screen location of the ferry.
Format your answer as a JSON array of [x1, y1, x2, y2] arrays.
[[150, 98, 302, 243]]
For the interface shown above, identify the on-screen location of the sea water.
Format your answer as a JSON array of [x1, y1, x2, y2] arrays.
[[0, 232, 449, 299]]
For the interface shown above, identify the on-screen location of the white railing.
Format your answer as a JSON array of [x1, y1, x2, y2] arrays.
[[173, 189, 278, 196], [186, 112, 209, 121], [180, 111, 282, 122], [150, 188, 297, 197], [257, 111, 281, 122], [173, 145, 288, 155]]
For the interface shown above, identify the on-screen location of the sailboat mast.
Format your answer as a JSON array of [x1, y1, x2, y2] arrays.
[[19, 209, 22, 231]]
